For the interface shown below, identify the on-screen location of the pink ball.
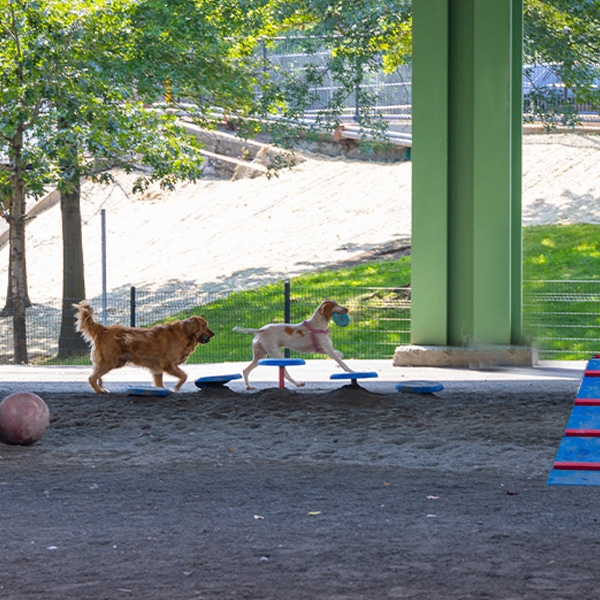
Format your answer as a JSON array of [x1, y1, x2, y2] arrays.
[[0, 392, 50, 446]]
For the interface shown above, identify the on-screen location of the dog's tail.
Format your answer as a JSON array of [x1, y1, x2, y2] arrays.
[[74, 300, 103, 344], [232, 326, 260, 335]]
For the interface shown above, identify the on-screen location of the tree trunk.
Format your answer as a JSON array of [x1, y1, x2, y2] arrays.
[[57, 176, 89, 358], [1, 254, 15, 317], [10, 225, 28, 364], [10, 125, 29, 364], [1, 251, 32, 316]]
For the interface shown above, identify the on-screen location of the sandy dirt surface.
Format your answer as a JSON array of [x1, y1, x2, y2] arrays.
[[1, 364, 599, 600], [1, 133, 600, 598], [0, 133, 599, 303]]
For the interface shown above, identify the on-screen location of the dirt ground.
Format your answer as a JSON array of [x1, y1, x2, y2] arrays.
[[2, 376, 600, 600]]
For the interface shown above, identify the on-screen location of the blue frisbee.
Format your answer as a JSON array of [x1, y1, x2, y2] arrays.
[[332, 312, 350, 327]]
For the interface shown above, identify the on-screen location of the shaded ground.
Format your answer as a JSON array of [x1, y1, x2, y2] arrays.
[[2, 380, 600, 599]]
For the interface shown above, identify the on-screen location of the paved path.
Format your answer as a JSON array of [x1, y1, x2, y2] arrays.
[[0, 359, 587, 395]]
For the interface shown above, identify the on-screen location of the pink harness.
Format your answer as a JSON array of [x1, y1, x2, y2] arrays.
[[303, 321, 330, 354]]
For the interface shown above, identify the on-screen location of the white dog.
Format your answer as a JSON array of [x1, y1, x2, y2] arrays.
[[233, 300, 353, 389]]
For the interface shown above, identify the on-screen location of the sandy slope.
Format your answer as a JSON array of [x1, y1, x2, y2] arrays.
[[0, 132, 599, 302]]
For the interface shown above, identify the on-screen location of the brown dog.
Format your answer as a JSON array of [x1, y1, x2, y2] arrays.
[[74, 300, 214, 393]]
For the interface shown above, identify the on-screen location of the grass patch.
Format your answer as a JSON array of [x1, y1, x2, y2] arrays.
[[524, 224, 600, 280], [182, 256, 412, 363], [523, 224, 600, 359]]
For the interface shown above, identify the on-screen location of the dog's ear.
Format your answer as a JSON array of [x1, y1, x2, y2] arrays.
[[186, 316, 213, 340], [319, 300, 336, 321]]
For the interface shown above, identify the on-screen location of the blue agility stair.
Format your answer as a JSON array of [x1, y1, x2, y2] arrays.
[[396, 380, 444, 394], [258, 358, 306, 388], [195, 374, 242, 389], [548, 356, 600, 486], [330, 372, 378, 387], [124, 387, 171, 397]]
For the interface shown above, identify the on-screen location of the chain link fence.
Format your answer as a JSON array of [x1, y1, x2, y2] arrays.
[[523, 280, 600, 359]]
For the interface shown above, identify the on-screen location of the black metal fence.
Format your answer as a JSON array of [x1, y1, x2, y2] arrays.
[[1, 280, 599, 365], [0, 285, 411, 365]]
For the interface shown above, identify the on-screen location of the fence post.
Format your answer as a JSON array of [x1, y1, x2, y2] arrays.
[[261, 39, 268, 74], [130, 286, 136, 327], [284, 280, 291, 358], [101, 209, 107, 326]]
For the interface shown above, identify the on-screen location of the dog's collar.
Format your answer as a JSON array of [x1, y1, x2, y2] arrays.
[[303, 320, 329, 354]]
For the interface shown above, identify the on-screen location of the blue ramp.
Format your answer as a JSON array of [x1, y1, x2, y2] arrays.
[[576, 376, 600, 400], [548, 356, 600, 486]]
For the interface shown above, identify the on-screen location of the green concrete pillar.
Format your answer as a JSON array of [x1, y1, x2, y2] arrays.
[[411, 0, 523, 347]]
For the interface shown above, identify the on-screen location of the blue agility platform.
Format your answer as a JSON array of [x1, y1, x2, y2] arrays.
[[330, 372, 378, 387], [124, 387, 171, 397], [548, 356, 600, 486], [195, 374, 242, 389], [258, 358, 306, 388], [396, 380, 444, 394]]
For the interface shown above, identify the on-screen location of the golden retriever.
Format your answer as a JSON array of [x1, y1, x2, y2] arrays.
[[74, 300, 214, 393]]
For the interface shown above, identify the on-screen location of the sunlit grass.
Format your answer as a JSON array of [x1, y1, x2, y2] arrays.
[[182, 256, 412, 363], [523, 224, 600, 359], [523, 224, 600, 280]]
